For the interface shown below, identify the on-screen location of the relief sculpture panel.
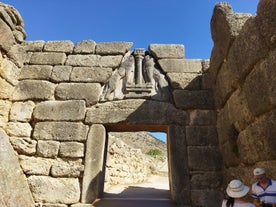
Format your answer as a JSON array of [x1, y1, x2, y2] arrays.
[[100, 48, 171, 102]]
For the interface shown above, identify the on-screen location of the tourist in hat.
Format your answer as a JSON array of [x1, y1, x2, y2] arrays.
[[252, 167, 276, 207], [222, 179, 255, 207]]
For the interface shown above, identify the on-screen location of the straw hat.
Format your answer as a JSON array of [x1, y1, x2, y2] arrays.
[[226, 180, 250, 198]]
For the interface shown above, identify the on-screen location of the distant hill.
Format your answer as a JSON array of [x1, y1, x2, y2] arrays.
[[108, 132, 167, 156]]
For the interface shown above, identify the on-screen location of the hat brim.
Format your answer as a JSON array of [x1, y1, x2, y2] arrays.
[[226, 185, 249, 198]]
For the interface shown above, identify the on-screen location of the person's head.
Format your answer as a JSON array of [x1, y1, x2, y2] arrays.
[[253, 167, 267, 183], [226, 179, 250, 199]]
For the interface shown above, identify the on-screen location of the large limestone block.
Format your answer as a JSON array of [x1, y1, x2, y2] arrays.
[[10, 101, 35, 121], [0, 100, 11, 126], [74, 40, 96, 54], [51, 65, 72, 82], [167, 72, 201, 90], [0, 58, 20, 85], [37, 140, 59, 158], [44, 40, 74, 53], [19, 65, 53, 80], [22, 40, 45, 52], [158, 59, 202, 73], [28, 176, 80, 204], [85, 99, 188, 125], [0, 76, 14, 99], [173, 90, 214, 109], [188, 146, 222, 171], [70, 67, 112, 83], [66, 54, 122, 68], [5, 122, 32, 137], [30, 52, 66, 65], [209, 2, 251, 79], [189, 110, 217, 126], [0, 18, 15, 52], [186, 126, 218, 146], [59, 142, 84, 158], [227, 17, 269, 88], [149, 44, 184, 59], [0, 129, 35, 207], [191, 189, 223, 207], [33, 122, 89, 141], [12, 80, 55, 100], [95, 42, 133, 55], [9, 137, 37, 155], [237, 111, 276, 164], [191, 172, 222, 190], [19, 155, 54, 175], [51, 158, 84, 178], [55, 83, 102, 106], [33, 100, 86, 121], [7, 44, 26, 68], [243, 50, 276, 116]]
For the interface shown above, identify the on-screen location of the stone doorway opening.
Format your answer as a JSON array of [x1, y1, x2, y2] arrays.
[[103, 131, 169, 199]]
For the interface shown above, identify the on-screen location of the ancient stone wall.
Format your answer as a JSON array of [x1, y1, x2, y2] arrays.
[[209, 0, 276, 190]]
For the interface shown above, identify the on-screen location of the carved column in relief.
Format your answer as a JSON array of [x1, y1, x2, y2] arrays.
[[133, 48, 145, 85]]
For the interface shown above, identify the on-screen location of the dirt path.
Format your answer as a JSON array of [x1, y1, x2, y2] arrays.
[[91, 175, 175, 207]]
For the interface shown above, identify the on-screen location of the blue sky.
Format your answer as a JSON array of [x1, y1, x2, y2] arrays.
[[2, 0, 259, 142], [3, 0, 258, 59]]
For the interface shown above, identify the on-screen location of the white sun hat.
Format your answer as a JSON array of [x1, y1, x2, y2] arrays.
[[253, 168, 265, 177], [226, 180, 250, 198]]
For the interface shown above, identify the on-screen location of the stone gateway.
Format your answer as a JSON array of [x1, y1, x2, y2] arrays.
[[0, 1, 275, 207]]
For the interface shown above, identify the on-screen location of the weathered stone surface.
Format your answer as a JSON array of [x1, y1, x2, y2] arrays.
[[55, 83, 102, 106], [10, 101, 35, 121], [37, 140, 59, 158], [30, 52, 66, 65], [33, 100, 86, 121], [149, 44, 184, 59], [186, 126, 218, 146], [189, 110, 216, 126], [82, 124, 106, 203], [243, 50, 276, 116], [42, 204, 67, 207], [33, 122, 88, 141], [237, 111, 276, 164], [191, 172, 222, 190], [22, 40, 45, 52], [9, 137, 37, 155], [70, 67, 112, 83], [7, 44, 26, 67], [158, 59, 202, 73], [227, 17, 269, 88], [0, 100, 11, 126], [188, 146, 222, 170], [209, 2, 251, 81], [5, 122, 32, 137], [44, 40, 74, 53], [0, 58, 20, 85], [0, 129, 35, 207], [19, 155, 54, 175], [95, 42, 133, 55], [12, 80, 55, 100], [19, 65, 52, 80], [85, 99, 188, 125], [0, 18, 15, 52], [51, 65, 72, 82], [51, 158, 84, 178], [28, 176, 80, 204], [71, 204, 91, 207], [173, 90, 214, 109], [59, 142, 84, 158], [0, 76, 14, 99], [166, 72, 201, 90], [191, 189, 223, 207], [74, 40, 96, 54], [66, 54, 122, 68]]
